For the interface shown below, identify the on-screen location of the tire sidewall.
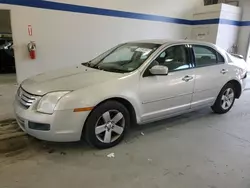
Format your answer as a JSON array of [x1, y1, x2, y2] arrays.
[[84, 101, 130, 149], [213, 83, 236, 114]]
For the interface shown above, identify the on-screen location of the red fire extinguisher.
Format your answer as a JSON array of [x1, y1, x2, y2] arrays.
[[27, 41, 36, 59]]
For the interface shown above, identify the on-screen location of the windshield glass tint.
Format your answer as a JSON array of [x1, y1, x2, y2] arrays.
[[90, 43, 160, 73]]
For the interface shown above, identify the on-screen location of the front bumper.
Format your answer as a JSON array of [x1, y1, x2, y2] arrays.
[[242, 76, 247, 91], [14, 99, 90, 142]]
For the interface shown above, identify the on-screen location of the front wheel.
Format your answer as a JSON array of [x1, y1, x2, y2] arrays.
[[211, 83, 236, 114], [84, 101, 130, 149]]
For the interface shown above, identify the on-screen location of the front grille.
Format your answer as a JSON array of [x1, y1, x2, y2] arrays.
[[17, 87, 40, 109]]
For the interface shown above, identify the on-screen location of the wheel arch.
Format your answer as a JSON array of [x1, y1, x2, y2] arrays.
[[84, 97, 138, 130], [99, 97, 137, 125]]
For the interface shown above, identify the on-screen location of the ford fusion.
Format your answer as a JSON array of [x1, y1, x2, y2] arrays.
[[14, 40, 247, 148]]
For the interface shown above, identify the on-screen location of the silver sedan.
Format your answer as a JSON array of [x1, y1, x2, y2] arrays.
[[14, 40, 247, 148]]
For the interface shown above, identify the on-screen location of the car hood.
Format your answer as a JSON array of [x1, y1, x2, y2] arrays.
[[21, 66, 124, 95]]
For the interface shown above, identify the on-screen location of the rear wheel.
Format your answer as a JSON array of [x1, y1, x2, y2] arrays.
[[211, 83, 236, 114], [84, 101, 130, 149]]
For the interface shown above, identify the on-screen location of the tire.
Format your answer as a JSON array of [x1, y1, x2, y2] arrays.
[[211, 83, 236, 114], [84, 100, 130, 149]]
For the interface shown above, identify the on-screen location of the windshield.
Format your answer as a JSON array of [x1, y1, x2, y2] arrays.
[[83, 43, 160, 73]]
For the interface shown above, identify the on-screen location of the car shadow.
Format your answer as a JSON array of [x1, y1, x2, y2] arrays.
[[126, 107, 216, 141]]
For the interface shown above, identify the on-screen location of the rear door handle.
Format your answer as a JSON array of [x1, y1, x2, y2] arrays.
[[182, 75, 194, 82], [220, 69, 228, 74]]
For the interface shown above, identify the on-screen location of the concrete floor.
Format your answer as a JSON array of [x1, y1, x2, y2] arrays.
[[0, 74, 18, 120], [0, 90, 250, 188], [0, 74, 17, 85]]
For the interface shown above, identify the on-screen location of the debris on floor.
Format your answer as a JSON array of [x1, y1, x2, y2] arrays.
[[0, 119, 28, 154], [178, 172, 184, 176], [60, 151, 66, 156], [4, 148, 26, 157], [48, 149, 55, 154], [140, 132, 145, 136], [107, 152, 115, 158]]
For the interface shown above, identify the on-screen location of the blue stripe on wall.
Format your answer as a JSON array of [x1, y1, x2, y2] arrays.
[[0, 0, 250, 26], [0, 0, 192, 25], [241, 21, 250, 26], [219, 19, 242, 26], [193, 18, 220, 25]]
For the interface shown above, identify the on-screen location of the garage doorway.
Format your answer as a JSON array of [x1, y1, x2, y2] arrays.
[[0, 10, 16, 84]]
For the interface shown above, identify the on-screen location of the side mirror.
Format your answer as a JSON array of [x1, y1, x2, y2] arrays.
[[149, 65, 169, 75]]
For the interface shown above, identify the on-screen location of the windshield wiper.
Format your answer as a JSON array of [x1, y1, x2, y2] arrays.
[[81, 61, 92, 67], [102, 67, 129, 73], [82, 61, 104, 71]]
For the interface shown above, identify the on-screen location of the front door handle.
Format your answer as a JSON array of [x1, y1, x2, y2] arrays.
[[220, 69, 228, 74], [182, 75, 193, 82]]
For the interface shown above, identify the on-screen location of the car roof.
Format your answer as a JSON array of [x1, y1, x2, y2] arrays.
[[128, 39, 216, 46]]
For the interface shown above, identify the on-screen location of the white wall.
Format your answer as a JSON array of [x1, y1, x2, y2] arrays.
[[191, 4, 241, 52], [217, 4, 241, 52], [192, 4, 222, 44], [0, 0, 203, 82], [238, 0, 250, 58]]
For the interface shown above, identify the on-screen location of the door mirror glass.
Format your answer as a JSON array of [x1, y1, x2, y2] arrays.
[[149, 65, 168, 75]]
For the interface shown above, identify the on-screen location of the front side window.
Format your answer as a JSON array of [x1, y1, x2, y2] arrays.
[[84, 43, 160, 73], [152, 45, 191, 72], [193, 45, 224, 67]]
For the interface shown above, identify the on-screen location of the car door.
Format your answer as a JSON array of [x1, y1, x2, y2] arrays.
[[139, 44, 195, 122], [190, 44, 228, 108]]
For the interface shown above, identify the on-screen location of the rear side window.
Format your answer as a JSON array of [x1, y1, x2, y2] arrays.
[[217, 52, 225, 63], [193, 45, 225, 67]]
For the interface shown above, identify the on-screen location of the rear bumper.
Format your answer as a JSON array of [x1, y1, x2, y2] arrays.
[[14, 99, 90, 142]]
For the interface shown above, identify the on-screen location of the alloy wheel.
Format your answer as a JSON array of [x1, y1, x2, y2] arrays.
[[221, 88, 234, 110], [95, 110, 125, 143]]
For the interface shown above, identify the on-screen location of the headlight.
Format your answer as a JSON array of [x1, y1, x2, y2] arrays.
[[37, 91, 71, 114]]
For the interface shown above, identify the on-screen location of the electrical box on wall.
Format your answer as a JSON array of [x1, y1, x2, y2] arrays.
[[191, 27, 210, 41], [204, 0, 239, 6], [204, 0, 218, 5]]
